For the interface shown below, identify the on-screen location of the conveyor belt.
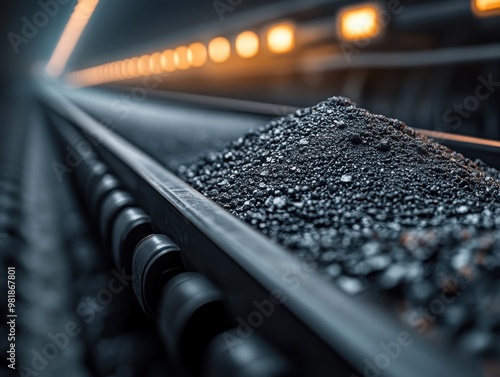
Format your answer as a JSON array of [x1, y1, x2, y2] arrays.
[[38, 83, 482, 377]]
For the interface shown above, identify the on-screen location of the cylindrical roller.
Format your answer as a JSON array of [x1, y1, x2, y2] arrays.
[[99, 190, 135, 241], [75, 156, 103, 189], [83, 161, 108, 199], [72, 154, 94, 186], [159, 272, 231, 373], [111, 207, 153, 274], [133, 234, 184, 317], [202, 329, 297, 377], [79, 150, 98, 165], [90, 174, 120, 217]]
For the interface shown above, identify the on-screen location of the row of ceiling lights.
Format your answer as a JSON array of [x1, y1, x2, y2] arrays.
[[65, 0, 500, 87], [67, 23, 295, 86]]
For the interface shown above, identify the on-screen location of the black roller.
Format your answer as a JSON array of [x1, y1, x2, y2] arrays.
[[75, 155, 101, 188], [202, 329, 297, 377], [159, 272, 231, 373], [83, 161, 107, 199], [99, 190, 135, 241], [111, 207, 153, 274], [132, 234, 184, 317], [90, 174, 120, 217], [79, 152, 98, 168]]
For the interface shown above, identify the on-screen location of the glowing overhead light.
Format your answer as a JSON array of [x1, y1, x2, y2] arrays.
[[472, 0, 500, 16], [267, 23, 295, 54], [128, 57, 139, 77], [114, 62, 122, 79], [188, 42, 208, 67], [107, 63, 114, 79], [109, 64, 116, 80], [174, 46, 191, 70], [121, 60, 130, 78], [137, 54, 151, 75], [149, 52, 162, 74], [46, 0, 100, 77], [208, 37, 231, 63], [338, 4, 380, 41], [161, 49, 176, 72], [235, 31, 259, 58]]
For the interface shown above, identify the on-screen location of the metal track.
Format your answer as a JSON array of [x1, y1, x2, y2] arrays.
[[38, 83, 482, 377], [62, 84, 500, 170]]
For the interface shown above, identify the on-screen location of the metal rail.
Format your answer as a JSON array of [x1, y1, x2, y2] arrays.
[[301, 43, 500, 72], [38, 82, 482, 377], [62, 84, 500, 170]]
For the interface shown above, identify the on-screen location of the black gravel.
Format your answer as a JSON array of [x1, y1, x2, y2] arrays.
[[178, 97, 500, 359]]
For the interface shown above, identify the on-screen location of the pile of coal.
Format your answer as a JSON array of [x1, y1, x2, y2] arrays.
[[178, 97, 500, 358]]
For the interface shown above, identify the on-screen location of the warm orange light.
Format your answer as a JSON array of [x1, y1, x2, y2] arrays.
[[113, 66, 118, 80], [174, 46, 191, 70], [107, 63, 114, 79], [188, 42, 208, 67], [70, 36, 247, 86], [472, 0, 500, 15], [114, 62, 122, 79], [235, 31, 259, 58], [419, 129, 500, 149], [149, 52, 162, 74], [70, 49, 170, 86], [137, 54, 151, 75], [127, 57, 139, 77], [69, 60, 123, 86], [208, 37, 231, 63], [338, 4, 380, 41], [266, 23, 295, 54], [121, 60, 130, 78], [161, 49, 176, 72], [46, 0, 100, 76]]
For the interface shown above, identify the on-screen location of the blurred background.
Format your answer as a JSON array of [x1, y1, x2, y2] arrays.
[[2, 0, 500, 136], [1, 0, 500, 376]]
